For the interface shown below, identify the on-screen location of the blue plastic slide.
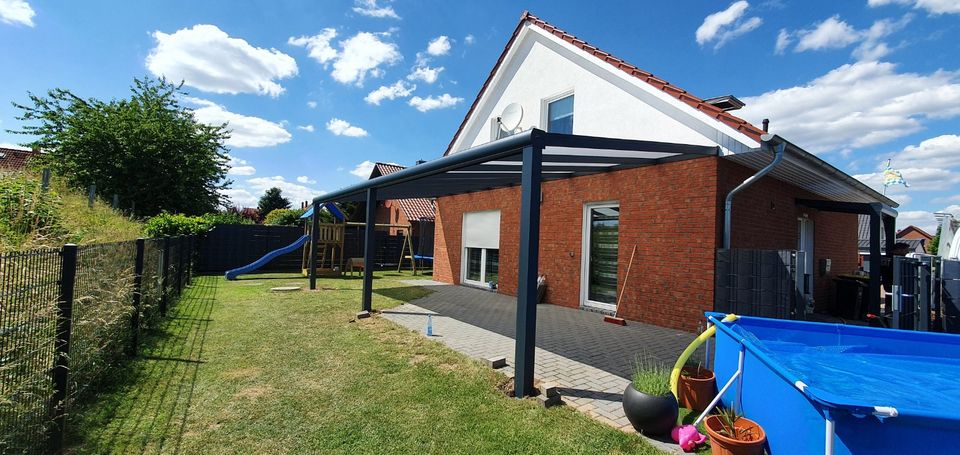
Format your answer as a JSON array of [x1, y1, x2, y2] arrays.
[[224, 234, 310, 280]]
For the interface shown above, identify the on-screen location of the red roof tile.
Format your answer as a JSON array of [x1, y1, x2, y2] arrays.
[[370, 163, 436, 222], [444, 11, 765, 155], [0, 147, 38, 171]]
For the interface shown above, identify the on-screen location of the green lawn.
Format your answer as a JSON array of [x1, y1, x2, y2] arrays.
[[65, 271, 665, 454]]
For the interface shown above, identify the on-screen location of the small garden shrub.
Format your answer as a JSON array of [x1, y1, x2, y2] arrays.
[[263, 208, 304, 226], [632, 354, 672, 396]]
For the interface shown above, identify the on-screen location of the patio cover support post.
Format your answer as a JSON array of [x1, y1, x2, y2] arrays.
[[515, 143, 542, 398], [883, 215, 896, 256], [362, 187, 378, 312], [309, 200, 320, 290], [868, 211, 882, 315]]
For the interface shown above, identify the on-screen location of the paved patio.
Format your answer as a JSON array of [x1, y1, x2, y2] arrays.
[[381, 280, 707, 452]]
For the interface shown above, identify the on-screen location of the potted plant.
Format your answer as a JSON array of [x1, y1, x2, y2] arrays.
[[704, 407, 766, 455], [678, 361, 716, 412], [622, 355, 678, 436]]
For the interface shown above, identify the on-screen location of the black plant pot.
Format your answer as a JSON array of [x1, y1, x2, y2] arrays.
[[622, 384, 679, 436]]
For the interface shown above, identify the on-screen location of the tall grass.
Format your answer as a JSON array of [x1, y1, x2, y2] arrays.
[[0, 171, 143, 252]]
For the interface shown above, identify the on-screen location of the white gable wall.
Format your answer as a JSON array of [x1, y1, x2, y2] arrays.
[[451, 25, 758, 155]]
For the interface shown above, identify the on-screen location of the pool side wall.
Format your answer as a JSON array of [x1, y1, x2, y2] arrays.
[[713, 316, 957, 455]]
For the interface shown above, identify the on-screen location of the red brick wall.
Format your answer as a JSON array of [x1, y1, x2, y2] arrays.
[[717, 160, 859, 307], [434, 156, 859, 332], [435, 157, 720, 332]]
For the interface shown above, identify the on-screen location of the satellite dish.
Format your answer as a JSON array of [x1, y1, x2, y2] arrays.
[[498, 103, 523, 132]]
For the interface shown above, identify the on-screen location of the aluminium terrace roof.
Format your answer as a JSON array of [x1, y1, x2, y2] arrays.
[[314, 129, 718, 204]]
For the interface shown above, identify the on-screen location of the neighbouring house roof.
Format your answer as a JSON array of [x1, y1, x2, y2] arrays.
[[897, 225, 933, 240], [370, 162, 436, 222], [444, 11, 765, 156], [0, 147, 38, 171], [857, 215, 924, 253]]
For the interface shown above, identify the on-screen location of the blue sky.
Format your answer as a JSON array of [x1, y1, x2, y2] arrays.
[[1, 0, 958, 231]]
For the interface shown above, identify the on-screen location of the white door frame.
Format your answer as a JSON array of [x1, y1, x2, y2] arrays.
[[580, 201, 620, 311]]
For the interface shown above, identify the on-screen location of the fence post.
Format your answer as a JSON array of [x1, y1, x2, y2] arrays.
[[176, 236, 185, 296], [131, 239, 145, 356], [41, 168, 51, 191], [160, 237, 170, 316], [49, 244, 78, 453], [112, 194, 119, 209], [187, 235, 195, 284], [87, 185, 95, 208]]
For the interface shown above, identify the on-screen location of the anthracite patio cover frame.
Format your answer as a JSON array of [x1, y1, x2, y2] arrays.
[[309, 128, 719, 397]]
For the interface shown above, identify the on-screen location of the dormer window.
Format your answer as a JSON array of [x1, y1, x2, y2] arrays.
[[546, 94, 574, 134]]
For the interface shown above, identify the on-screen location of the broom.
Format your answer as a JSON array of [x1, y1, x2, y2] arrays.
[[604, 244, 637, 326]]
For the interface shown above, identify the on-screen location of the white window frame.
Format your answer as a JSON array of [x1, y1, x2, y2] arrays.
[[461, 247, 498, 287], [580, 201, 620, 311], [540, 89, 575, 133]]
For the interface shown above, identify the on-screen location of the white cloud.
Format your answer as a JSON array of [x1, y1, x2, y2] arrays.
[[885, 134, 960, 169], [774, 28, 792, 54], [297, 124, 315, 132], [306, 101, 318, 108], [185, 97, 292, 148], [464, 34, 475, 45], [895, 210, 939, 233], [365, 80, 416, 105], [782, 14, 911, 60], [296, 175, 317, 184], [288, 29, 338, 65], [289, 29, 401, 86], [353, 0, 400, 19], [869, 0, 960, 15], [695, 1, 762, 49], [854, 167, 960, 192], [246, 175, 325, 205], [426, 35, 452, 56], [350, 160, 376, 178], [326, 118, 369, 137], [334, 32, 401, 86], [220, 188, 257, 208], [739, 61, 960, 153], [226, 155, 257, 176], [795, 16, 860, 52], [147, 24, 298, 97], [408, 93, 463, 112], [407, 64, 443, 84], [0, 0, 34, 26]]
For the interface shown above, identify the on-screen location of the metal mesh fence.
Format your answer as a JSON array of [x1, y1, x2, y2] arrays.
[[0, 249, 61, 454], [0, 236, 194, 454]]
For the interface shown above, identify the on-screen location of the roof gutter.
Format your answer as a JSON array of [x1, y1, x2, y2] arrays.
[[723, 133, 784, 249]]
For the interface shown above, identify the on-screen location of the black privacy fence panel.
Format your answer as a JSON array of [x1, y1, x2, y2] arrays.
[[715, 249, 804, 320], [196, 224, 302, 273], [0, 236, 195, 454], [343, 229, 410, 268], [0, 249, 61, 454], [893, 256, 960, 334]]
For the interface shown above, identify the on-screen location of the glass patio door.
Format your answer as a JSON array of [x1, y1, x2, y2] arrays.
[[581, 202, 620, 310]]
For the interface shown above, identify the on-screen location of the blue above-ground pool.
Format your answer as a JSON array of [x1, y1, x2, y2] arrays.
[[707, 313, 960, 455]]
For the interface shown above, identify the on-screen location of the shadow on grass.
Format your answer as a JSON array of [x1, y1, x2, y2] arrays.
[[65, 277, 218, 454]]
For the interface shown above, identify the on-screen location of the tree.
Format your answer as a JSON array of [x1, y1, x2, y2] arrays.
[[263, 208, 304, 226], [930, 225, 941, 255], [257, 187, 290, 220], [10, 77, 230, 217]]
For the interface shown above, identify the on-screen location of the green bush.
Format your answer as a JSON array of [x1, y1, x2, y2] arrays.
[[263, 208, 304, 226], [144, 211, 254, 238], [144, 212, 207, 237], [0, 174, 63, 247]]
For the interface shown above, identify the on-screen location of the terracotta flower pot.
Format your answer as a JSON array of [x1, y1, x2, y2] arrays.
[[621, 384, 679, 436], [704, 415, 766, 455], [677, 366, 717, 412]]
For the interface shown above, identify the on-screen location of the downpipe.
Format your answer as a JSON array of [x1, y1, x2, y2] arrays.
[[723, 134, 785, 249]]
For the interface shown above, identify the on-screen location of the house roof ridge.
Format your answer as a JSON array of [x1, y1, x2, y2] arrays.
[[443, 11, 765, 156]]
